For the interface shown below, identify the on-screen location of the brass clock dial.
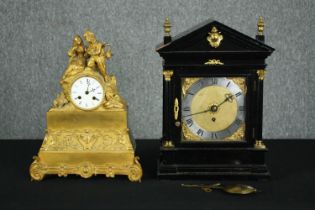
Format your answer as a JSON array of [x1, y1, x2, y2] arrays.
[[181, 77, 245, 141], [70, 76, 105, 110]]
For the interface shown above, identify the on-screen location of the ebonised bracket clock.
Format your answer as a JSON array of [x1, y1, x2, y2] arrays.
[[156, 17, 274, 179]]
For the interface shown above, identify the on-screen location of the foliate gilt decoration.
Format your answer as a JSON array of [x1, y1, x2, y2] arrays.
[[207, 26, 223, 48], [40, 129, 133, 152]]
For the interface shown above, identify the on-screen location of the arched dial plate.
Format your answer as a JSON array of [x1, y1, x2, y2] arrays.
[[70, 76, 105, 110], [181, 77, 245, 141]]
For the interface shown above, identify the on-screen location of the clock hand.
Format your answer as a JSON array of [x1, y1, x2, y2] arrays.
[[216, 94, 234, 108], [86, 79, 91, 91], [89, 86, 100, 92], [92, 96, 100, 101], [206, 94, 234, 114], [183, 108, 211, 117], [183, 94, 235, 118]]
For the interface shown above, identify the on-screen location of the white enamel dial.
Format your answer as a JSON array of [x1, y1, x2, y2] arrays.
[[70, 76, 105, 110]]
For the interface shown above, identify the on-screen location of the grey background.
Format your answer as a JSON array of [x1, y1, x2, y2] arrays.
[[0, 0, 314, 140]]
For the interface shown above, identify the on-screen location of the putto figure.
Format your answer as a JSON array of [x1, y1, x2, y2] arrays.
[[84, 30, 112, 80]]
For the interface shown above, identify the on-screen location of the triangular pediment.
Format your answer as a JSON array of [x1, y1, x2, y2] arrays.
[[156, 19, 274, 53]]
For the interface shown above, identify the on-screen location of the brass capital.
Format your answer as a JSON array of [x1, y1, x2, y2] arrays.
[[163, 70, 174, 81], [257, 69, 266, 80]]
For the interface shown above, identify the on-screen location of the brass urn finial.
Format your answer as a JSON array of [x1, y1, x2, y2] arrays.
[[257, 16, 264, 36], [164, 17, 171, 36], [211, 26, 218, 33]]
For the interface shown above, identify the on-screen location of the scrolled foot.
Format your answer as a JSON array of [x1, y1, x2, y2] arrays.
[[128, 156, 143, 182], [29, 156, 46, 181]]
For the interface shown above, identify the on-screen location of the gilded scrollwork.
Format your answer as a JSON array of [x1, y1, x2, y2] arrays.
[[204, 59, 224, 65], [30, 157, 143, 182], [29, 156, 46, 181], [127, 157, 143, 182], [32, 127, 142, 181], [77, 130, 98, 150], [40, 129, 133, 152], [225, 124, 245, 140], [181, 78, 199, 96], [228, 77, 247, 94]]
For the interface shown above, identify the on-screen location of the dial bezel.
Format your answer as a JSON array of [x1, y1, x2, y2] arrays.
[[181, 77, 246, 142], [69, 74, 105, 111]]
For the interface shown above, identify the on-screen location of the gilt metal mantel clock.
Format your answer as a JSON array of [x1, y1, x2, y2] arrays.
[[30, 31, 142, 182], [156, 17, 274, 178]]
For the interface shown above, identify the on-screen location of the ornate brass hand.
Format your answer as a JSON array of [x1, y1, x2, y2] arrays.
[[183, 94, 234, 118], [216, 93, 234, 108], [183, 108, 212, 117]]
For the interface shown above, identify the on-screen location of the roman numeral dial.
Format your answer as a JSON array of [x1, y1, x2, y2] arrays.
[[181, 77, 245, 141]]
